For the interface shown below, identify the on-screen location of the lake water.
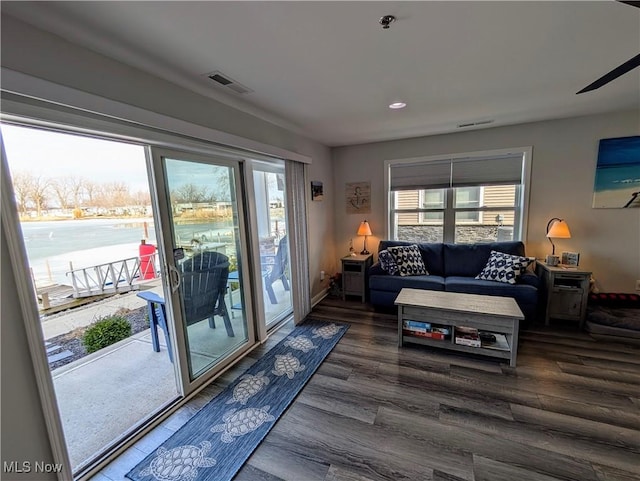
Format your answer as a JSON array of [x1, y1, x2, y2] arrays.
[[20, 218, 234, 285]]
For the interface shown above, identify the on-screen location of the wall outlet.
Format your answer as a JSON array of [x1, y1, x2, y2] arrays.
[[320, 270, 325, 281], [636, 280, 640, 291]]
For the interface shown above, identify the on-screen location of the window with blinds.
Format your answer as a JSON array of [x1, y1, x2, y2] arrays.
[[388, 151, 528, 244]]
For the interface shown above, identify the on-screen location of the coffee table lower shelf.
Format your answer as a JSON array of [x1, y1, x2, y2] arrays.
[[401, 334, 513, 363]]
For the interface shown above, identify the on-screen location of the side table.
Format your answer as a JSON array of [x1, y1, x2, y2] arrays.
[[535, 261, 592, 328], [341, 254, 373, 302]]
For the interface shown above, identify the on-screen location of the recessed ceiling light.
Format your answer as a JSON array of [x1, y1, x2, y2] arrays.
[[389, 102, 407, 109]]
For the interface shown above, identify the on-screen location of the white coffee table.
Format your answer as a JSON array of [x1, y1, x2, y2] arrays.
[[395, 288, 523, 367]]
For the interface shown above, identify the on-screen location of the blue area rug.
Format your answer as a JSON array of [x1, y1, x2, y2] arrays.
[[127, 319, 348, 481]]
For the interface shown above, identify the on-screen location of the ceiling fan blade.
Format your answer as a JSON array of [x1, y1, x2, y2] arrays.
[[618, 1, 640, 8], [577, 53, 640, 94]]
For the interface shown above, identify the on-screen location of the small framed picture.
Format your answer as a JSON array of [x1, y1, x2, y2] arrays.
[[311, 181, 324, 201], [561, 251, 580, 266]]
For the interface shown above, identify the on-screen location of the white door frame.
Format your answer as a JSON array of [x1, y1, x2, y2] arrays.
[[149, 147, 258, 394], [1, 129, 73, 480]]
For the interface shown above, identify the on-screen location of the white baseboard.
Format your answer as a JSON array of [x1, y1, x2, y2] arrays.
[[311, 288, 329, 307]]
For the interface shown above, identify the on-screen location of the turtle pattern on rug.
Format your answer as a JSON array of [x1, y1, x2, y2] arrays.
[[127, 320, 348, 481]]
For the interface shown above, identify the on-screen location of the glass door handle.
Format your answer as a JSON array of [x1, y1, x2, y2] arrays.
[[168, 264, 181, 293]]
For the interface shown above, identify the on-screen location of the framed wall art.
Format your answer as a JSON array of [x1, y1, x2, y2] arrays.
[[592, 135, 640, 208], [345, 181, 371, 214], [311, 181, 324, 201]]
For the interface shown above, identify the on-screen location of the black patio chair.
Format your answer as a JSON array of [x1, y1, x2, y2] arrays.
[[180, 251, 234, 337], [263, 235, 290, 304], [137, 251, 235, 362]]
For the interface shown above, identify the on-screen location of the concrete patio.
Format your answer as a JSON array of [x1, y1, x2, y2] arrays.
[[43, 278, 292, 472]]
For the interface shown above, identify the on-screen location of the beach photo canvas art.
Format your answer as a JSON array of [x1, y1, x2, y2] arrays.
[[592, 136, 640, 208]]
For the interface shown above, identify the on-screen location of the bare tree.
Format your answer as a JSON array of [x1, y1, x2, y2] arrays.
[[173, 183, 211, 203], [83, 180, 99, 207], [10, 171, 32, 215], [213, 167, 230, 201], [95, 181, 130, 209], [70, 176, 86, 208], [29, 175, 51, 217], [50, 176, 75, 210], [131, 190, 151, 206]]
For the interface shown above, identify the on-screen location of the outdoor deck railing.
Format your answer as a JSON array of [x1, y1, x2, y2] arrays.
[[67, 255, 156, 298]]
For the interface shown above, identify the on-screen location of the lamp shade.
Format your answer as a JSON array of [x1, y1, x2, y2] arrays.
[[357, 220, 372, 237], [546, 219, 571, 238]]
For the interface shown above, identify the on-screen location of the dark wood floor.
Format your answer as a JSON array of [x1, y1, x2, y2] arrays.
[[95, 297, 640, 481]]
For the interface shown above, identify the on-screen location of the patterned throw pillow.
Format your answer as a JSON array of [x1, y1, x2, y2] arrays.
[[388, 245, 428, 277], [475, 250, 535, 284], [378, 249, 399, 275]]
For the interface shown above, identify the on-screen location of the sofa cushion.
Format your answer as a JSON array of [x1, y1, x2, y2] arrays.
[[378, 249, 399, 275], [443, 241, 526, 277], [378, 241, 444, 276], [388, 245, 428, 276], [475, 250, 535, 285], [519, 272, 540, 289], [370, 274, 445, 292]]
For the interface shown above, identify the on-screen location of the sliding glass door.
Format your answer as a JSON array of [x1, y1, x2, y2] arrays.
[[1, 118, 299, 477], [248, 160, 293, 329], [150, 149, 255, 387]]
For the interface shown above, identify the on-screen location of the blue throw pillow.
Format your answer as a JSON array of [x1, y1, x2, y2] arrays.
[[378, 249, 399, 275], [388, 244, 428, 277], [475, 250, 535, 284]]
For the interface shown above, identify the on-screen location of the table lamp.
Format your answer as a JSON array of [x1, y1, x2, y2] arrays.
[[357, 220, 372, 255], [546, 217, 571, 255]]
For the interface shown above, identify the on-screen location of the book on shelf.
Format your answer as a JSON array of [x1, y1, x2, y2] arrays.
[[454, 325, 480, 347], [455, 326, 478, 336], [431, 326, 451, 337], [455, 336, 481, 347], [402, 321, 430, 334], [403, 330, 446, 341], [403, 320, 431, 330]]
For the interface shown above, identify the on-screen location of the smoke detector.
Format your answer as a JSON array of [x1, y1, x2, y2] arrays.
[[379, 15, 396, 29]]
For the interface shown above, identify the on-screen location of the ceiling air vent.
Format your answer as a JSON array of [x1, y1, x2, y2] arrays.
[[457, 119, 494, 128], [206, 71, 253, 95]]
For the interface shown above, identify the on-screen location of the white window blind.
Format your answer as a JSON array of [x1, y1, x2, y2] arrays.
[[451, 155, 523, 187], [390, 160, 451, 190], [390, 154, 523, 190]]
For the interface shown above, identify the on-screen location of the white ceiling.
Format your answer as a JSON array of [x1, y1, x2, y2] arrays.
[[3, 1, 639, 147]]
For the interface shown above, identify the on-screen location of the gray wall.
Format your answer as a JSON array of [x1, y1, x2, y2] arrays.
[[1, 226, 58, 480], [1, 14, 335, 477], [333, 110, 640, 293]]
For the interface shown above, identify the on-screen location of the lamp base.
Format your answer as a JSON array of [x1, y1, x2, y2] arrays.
[[360, 249, 370, 255]]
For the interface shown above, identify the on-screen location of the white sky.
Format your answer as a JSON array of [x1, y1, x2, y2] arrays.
[[1, 123, 150, 192]]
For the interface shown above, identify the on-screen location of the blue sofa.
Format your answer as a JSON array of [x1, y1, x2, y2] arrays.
[[369, 240, 539, 322]]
